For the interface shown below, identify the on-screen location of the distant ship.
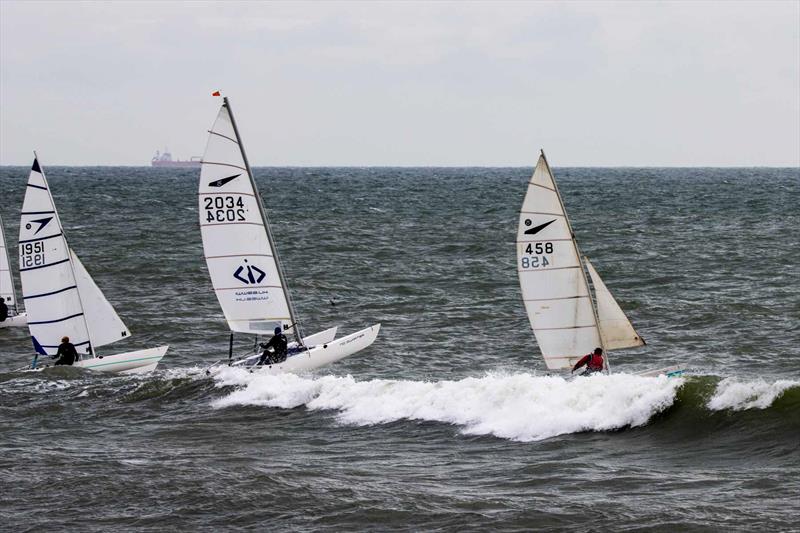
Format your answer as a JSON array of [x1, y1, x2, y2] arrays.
[[151, 148, 201, 168]]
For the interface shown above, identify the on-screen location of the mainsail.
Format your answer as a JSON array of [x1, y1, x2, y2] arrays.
[[517, 151, 644, 371], [18, 157, 129, 356], [516, 152, 601, 370], [0, 215, 18, 312], [199, 98, 300, 337]]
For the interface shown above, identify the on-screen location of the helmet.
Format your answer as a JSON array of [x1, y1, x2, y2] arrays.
[[594, 347, 603, 355], [274, 326, 282, 335]]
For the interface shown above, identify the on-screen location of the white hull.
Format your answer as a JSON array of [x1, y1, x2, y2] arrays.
[[0, 313, 27, 328], [74, 346, 169, 374], [219, 324, 380, 375], [293, 326, 338, 347]]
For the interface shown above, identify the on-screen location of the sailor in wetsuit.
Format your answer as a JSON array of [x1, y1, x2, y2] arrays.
[[53, 336, 80, 366], [258, 327, 288, 365], [572, 347, 605, 375], [0, 299, 8, 322]]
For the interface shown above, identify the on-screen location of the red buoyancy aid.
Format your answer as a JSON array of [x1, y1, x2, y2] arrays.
[[587, 353, 604, 371]]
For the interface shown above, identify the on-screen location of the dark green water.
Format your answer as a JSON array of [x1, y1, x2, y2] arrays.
[[1, 166, 798, 531]]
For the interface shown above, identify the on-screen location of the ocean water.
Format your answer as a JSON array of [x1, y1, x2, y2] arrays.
[[0, 166, 798, 531]]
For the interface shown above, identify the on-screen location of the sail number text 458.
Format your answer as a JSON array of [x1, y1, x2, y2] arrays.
[[203, 196, 246, 223], [521, 242, 553, 269]]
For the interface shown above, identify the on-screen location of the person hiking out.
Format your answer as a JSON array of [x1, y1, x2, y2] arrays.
[[258, 327, 288, 365], [572, 347, 605, 375], [53, 336, 80, 366]]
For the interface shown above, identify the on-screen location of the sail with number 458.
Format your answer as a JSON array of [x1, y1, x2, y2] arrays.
[[516, 151, 644, 371]]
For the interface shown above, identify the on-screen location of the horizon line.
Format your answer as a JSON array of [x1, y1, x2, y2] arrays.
[[0, 164, 798, 169]]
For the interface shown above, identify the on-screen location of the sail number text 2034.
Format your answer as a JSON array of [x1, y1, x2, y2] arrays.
[[203, 196, 246, 223], [521, 242, 552, 269], [20, 242, 46, 268]]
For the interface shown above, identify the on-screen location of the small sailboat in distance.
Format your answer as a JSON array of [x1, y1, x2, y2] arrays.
[[0, 214, 27, 328], [516, 150, 683, 377], [18, 155, 168, 373], [200, 97, 380, 373]]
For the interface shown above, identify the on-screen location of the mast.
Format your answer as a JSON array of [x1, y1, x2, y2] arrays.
[[222, 97, 304, 342], [538, 150, 608, 372], [35, 153, 97, 358]]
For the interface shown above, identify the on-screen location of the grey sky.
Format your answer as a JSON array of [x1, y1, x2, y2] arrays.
[[1, 0, 798, 166]]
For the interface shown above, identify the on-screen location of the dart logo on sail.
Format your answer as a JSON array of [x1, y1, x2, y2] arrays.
[[524, 218, 556, 235], [26, 217, 53, 235], [209, 174, 241, 188], [233, 259, 266, 285]]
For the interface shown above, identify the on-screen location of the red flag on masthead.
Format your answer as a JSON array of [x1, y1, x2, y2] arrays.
[[212, 90, 221, 96]]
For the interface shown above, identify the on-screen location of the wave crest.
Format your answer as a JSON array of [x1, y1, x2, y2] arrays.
[[707, 377, 799, 411], [211, 369, 683, 442]]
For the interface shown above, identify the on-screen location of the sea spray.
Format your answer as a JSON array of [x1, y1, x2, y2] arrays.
[[211, 369, 683, 442]]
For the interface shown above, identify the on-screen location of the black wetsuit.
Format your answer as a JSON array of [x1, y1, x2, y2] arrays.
[[0, 300, 8, 322], [53, 342, 79, 366], [258, 333, 288, 365]]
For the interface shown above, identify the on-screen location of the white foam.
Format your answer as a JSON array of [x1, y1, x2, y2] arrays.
[[707, 377, 798, 411], [211, 369, 683, 442]]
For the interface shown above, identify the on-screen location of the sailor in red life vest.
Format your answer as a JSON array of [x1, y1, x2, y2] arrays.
[[572, 347, 605, 375]]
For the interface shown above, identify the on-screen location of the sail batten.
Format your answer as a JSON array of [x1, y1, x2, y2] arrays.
[[199, 99, 300, 337]]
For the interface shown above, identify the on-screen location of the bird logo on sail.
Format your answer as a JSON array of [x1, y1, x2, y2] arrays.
[[524, 218, 556, 235], [26, 217, 53, 235], [233, 259, 266, 285], [209, 174, 241, 187]]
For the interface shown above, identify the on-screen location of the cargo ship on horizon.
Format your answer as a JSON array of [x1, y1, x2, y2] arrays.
[[151, 148, 201, 168]]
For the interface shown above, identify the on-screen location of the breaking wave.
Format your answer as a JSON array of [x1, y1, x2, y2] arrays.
[[211, 370, 684, 442], [707, 377, 800, 411]]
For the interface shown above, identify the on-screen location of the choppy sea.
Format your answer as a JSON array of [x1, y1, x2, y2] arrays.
[[1, 165, 798, 531]]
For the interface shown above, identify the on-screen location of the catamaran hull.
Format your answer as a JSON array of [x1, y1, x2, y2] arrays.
[[0, 313, 27, 328], [635, 365, 686, 378], [292, 326, 338, 348], [74, 346, 169, 374], [219, 324, 380, 375]]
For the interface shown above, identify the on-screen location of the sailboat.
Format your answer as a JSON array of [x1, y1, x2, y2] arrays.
[[18, 156, 168, 373], [0, 214, 27, 328], [516, 151, 683, 377], [200, 97, 380, 374]]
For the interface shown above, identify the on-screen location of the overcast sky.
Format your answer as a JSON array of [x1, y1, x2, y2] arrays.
[[1, 1, 798, 166]]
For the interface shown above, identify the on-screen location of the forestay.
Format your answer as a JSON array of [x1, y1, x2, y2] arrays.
[[516, 153, 601, 370], [18, 158, 128, 356], [199, 100, 296, 336], [0, 215, 18, 311], [584, 258, 645, 351]]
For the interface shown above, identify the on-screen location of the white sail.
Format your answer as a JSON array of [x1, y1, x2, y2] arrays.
[[18, 158, 92, 356], [517, 153, 601, 370], [199, 99, 296, 336], [584, 258, 645, 350], [70, 249, 130, 348], [0, 215, 18, 311]]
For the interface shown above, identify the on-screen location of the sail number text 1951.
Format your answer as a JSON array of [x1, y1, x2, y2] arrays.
[[204, 196, 246, 222], [20, 242, 45, 268], [521, 242, 553, 269]]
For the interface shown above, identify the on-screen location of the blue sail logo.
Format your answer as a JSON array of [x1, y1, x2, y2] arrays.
[[233, 259, 265, 285]]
